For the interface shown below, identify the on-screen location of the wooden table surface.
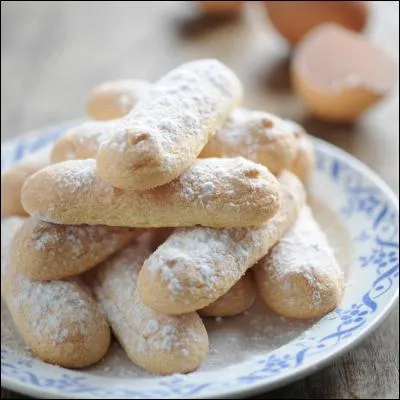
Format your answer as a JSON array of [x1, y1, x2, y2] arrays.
[[1, 1, 399, 398]]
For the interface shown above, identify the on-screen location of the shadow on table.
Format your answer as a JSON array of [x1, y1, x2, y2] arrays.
[[175, 12, 244, 38], [257, 55, 293, 94], [300, 115, 364, 154]]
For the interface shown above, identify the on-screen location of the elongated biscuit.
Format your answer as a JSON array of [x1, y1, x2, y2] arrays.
[[137, 171, 306, 314], [10, 218, 142, 280], [200, 109, 298, 174], [142, 227, 255, 318], [85, 238, 209, 375], [1, 217, 111, 368], [51, 121, 118, 163], [254, 206, 344, 319], [1, 147, 50, 216], [21, 157, 280, 228], [96, 59, 243, 190], [199, 271, 256, 317], [86, 79, 151, 121], [285, 120, 315, 183]]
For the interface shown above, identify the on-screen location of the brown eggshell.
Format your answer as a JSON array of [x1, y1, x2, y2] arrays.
[[265, 1, 369, 46], [292, 24, 396, 122]]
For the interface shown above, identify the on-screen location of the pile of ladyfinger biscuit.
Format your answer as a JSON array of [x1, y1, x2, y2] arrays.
[[1, 59, 344, 375]]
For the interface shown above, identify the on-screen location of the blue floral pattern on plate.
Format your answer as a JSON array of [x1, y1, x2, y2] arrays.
[[1, 124, 399, 399]]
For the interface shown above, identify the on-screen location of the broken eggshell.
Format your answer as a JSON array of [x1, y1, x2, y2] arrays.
[[264, 1, 369, 46], [292, 24, 396, 122]]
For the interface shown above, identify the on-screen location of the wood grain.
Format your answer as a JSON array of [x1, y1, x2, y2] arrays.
[[1, 1, 398, 399]]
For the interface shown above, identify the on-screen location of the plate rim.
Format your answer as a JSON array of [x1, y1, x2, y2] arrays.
[[1, 122, 399, 399]]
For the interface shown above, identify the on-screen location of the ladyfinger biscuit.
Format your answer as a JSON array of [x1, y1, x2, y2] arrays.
[[137, 171, 306, 315], [2, 147, 50, 216], [1, 217, 111, 368], [21, 158, 280, 228], [85, 238, 209, 375], [86, 79, 151, 121], [11, 218, 142, 280], [285, 120, 315, 183], [96, 59, 243, 190], [200, 108, 298, 174], [254, 206, 344, 319], [199, 272, 256, 317], [158, 227, 257, 318], [51, 121, 117, 163]]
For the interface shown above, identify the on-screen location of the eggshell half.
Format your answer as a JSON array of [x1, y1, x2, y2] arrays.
[[292, 24, 396, 122]]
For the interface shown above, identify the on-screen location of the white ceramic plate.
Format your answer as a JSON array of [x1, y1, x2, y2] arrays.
[[1, 122, 399, 399]]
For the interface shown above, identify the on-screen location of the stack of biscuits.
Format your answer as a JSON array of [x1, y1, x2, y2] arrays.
[[1, 59, 344, 375]]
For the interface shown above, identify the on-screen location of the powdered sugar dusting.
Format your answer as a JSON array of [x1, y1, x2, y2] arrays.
[[102, 59, 242, 174], [12, 278, 92, 343], [2, 198, 351, 377], [145, 173, 302, 304], [210, 109, 294, 155], [10, 218, 138, 283], [75, 121, 115, 149], [34, 230, 57, 251], [61, 121, 118, 160], [171, 157, 278, 212], [1, 217, 103, 345], [200, 108, 297, 173], [146, 229, 239, 300], [53, 159, 96, 193], [25, 157, 278, 228], [263, 206, 344, 307], [202, 182, 215, 196], [27, 219, 130, 259], [284, 119, 306, 139], [88, 241, 204, 358], [267, 206, 341, 276]]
